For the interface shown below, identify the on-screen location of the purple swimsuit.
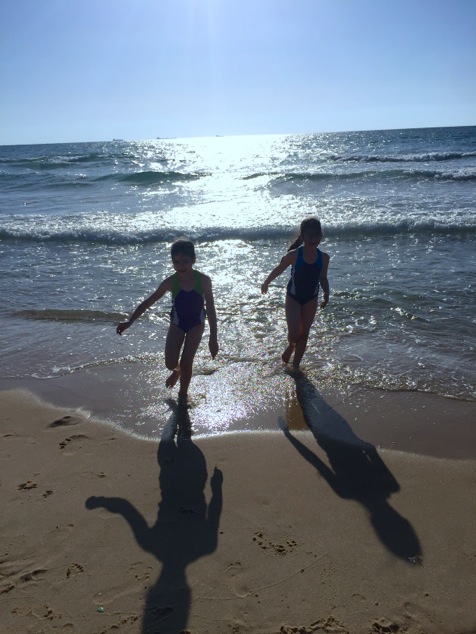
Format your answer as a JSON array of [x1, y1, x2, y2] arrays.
[[287, 246, 322, 305], [170, 271, 206, 332]]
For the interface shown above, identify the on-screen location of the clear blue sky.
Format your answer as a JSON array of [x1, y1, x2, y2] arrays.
[[1, 0, 475, 144]]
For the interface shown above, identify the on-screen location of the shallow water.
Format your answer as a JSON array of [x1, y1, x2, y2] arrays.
[[1, 127, 475, 436]]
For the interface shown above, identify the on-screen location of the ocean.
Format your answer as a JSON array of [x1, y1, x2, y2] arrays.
[[1, 126, 475, 438]]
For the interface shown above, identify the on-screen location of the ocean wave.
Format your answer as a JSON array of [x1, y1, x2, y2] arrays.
[[0, 171, 92, 191], [0, 169, 206, 191], [243, 168, 476, 185], [1, 220, 474, 245], [332, 150, 476, 163], [0, 152, 113, 169], [115, 170, 204, 185]]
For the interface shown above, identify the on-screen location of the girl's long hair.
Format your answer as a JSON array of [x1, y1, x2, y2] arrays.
[[287, 217, 322, 251]]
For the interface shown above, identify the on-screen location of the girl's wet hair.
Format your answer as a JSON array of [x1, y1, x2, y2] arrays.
[[288, 217, 322, 251], [171, 237, 196, 260]]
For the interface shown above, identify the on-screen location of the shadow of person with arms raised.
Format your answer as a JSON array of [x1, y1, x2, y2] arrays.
[[86, 401, 223, 633], [281, 371, 422, 563]]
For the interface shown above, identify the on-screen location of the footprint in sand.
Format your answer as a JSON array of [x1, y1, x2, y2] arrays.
[[253, 531, 297, 556], [17, 480, 37, 490], [226, 561, 242, 576], [225, 562, 250, 599], [282, 615, 350, 634], [66, 562, 84, 578], [59, 434, 89, 454], [20, 568, 47, 583], [103, 615, 140, 631], [372, 618, 401, 633], [49, 415, 81, 428], [129, 562, 153, 584]]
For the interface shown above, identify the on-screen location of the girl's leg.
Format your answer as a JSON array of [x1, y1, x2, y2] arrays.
[[293, 298, 318, 368], [283, 295, 302, 363], [165, 324, 185, 388], [178, 322, 205, 400]]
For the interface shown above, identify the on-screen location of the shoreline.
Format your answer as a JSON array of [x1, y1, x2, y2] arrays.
[[1, 368, 475, 460], [1, 387, 475, 633]]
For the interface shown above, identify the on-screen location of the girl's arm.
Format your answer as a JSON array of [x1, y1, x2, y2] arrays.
[[203, 275, 219, 358], [319, 252, 330, 308], [261, 251, 296, 294], [116, 277, 172, 335]]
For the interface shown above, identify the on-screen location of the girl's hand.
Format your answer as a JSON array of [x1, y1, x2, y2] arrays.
[[116, 321, 131, 335], [209, 337, 219, 359], [261, 282, 269, 294], [320, 295, 329, 309]]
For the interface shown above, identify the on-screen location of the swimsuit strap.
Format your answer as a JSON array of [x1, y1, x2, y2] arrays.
[[194, 270, 204, 295], [172, 273, 181, 299], [172, 271, 204, 298], [296, 246, 304, 267]]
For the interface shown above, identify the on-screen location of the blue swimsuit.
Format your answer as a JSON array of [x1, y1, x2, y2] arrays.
[[287, 246, 322, 305], [170, 271, 206, 332]]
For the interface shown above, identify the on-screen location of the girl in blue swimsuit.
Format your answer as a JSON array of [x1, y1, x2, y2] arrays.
[[261, 217, 330, 368], [117, 238, 219, 403]]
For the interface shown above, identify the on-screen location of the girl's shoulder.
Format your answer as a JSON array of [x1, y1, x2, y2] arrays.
[[193, 269, 210, 281], [194, 269, 213, 290], [160, 274, 176, 291], [318, 250, 330, 269], [283, 248, 299, 265]]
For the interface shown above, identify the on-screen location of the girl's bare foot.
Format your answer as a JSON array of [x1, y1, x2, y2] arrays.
[[284, 365, 303, 378], [281, 343, 295, 364], [166, 368, 180, 389]]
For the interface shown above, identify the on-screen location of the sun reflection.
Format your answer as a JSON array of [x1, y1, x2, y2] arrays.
[[189, 361, 290, 433]]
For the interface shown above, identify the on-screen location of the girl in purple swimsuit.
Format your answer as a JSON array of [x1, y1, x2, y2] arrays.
[[117, 238, 219, 403], [261, 217, 330, 368]]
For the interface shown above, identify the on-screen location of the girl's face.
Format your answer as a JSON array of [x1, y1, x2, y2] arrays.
[[172, 252, 195, 274], [302, 231, 321, 247]]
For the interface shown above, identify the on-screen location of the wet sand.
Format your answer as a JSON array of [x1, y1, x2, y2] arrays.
[[1, 380, 475, 633]]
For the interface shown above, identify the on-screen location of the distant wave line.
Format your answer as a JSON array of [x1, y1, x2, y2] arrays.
[[331, 150, 476, 163], [244, 169, 476, 184], [115, 170, 204, 185], [2, 167, 475, 193], [0, 169, 208, 191], [1, 221, 474, 245], [0, 150, 160, 168], [0, 153, 114, 168]]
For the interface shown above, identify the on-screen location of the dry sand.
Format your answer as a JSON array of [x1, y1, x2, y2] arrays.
[[1, 387, 475, 634]]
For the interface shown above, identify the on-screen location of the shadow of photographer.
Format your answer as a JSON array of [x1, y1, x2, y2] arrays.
[[281, 371, 422, 563], [86, 401, 223, 633]]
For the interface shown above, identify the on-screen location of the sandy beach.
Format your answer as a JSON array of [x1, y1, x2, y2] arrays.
[[1, 380, 475, 634]]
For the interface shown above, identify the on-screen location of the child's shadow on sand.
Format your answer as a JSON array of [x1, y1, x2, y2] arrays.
[[86, 401, 223, 633], [282, 371, 422, 563]]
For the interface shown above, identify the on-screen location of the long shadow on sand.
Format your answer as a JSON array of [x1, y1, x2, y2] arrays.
[[282, 371, 422, 563], [86, 401, 223, 633]]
